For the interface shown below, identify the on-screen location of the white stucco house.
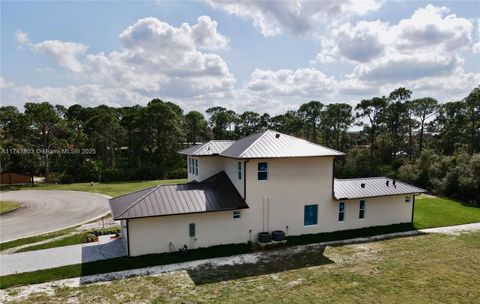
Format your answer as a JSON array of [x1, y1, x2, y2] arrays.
[[109, 130, 425, 256]]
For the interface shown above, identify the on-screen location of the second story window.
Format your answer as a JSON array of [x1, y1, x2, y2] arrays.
[[194, 159, 199, 176], [258, 162, 268, 180], [188, 158, 192, 174], [238, 161, 242, 180]]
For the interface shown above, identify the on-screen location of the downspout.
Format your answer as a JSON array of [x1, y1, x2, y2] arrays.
[[411, 195, 416, 224], [243, 159, 249, 200], [126, 219, 131, 257]]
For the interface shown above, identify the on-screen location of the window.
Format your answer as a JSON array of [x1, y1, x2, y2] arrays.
[[405, 196, 411, 203], [238, 161, 242, 180], [188, 158, 192, 174], [258, 162, 268, 180], [339, 202, 345, 222], [359, 200, 365, 219], [189, 223, 195, 237], [194, 159, 199, 176], [304, 204, 318, 226], [233, 210, 241, 219]]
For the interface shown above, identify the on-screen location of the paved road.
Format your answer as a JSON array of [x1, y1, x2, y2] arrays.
[[0, 190, 110, 242], [0, 235, 126, 276]]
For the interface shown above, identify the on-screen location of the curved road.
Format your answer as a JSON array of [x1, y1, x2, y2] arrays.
[[0, 190, 110, 242]]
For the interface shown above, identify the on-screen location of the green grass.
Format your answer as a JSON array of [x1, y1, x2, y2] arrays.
[[0, 201, 21, 215], [14, 234, 84, 253], [5, 231, 480, 303], [413, 195, 480, 229], [0, 227, 77, 252], [0, 223, 414, 289], [0, 178, 187, 197]]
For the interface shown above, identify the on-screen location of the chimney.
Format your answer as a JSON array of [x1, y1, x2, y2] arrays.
[[275, 133, 280, 138], [386, 180, 390, 187], [361, 183, 365, 188]]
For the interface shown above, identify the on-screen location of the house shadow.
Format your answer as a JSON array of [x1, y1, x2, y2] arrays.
[[79, 237, 127, 285], [186, 245, 334, 285]]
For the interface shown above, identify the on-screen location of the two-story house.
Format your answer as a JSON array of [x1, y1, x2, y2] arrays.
[[109, 130, 425, 256]]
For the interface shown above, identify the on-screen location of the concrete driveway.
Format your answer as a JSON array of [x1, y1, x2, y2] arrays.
[[0, 235, 126, 276], [0, 190, 110, 242]]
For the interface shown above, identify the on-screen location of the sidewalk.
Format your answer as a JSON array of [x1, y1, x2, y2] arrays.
[[0, 235, 126, 276]]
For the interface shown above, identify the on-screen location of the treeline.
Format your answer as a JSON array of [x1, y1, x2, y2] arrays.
[[0, 86, 479, 202]]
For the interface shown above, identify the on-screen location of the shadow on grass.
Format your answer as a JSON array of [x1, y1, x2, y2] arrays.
[[187, 246, 333, 285]]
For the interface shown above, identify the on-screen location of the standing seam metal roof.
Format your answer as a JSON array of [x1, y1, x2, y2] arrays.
[[333, 177, 426, 200], [179, 140, 235, 156], [109, 171, 248, 220], [220, 130, 345, 159]]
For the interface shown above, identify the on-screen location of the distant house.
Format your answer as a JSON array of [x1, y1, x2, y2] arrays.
[[109, 130, 425, 256]]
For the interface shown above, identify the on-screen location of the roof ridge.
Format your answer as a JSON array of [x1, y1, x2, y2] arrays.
[[192, 140, 213, 155], [116, 184, 162, 218], [239, 130, 270, 158], [334, 176, 388, 181]]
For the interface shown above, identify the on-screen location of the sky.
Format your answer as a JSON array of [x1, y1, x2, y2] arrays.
[[1, 0, 479, 115]]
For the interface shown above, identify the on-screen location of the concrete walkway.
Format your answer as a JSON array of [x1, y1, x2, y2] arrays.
[[0, 190, 111, 242], [0, 235, 126, 276]]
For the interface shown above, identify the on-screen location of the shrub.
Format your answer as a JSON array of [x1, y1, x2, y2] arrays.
[[80, 232, 97, 243]]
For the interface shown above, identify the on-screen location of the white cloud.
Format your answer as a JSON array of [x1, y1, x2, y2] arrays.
[[16, 30, 89, 73], [246, 68, 337, 97], [0, 76, 15, 89], [205, 0, 382, 36], [16, 16, 235, 99], [8, 84, 149, 108], [357, 53, 460, 83]]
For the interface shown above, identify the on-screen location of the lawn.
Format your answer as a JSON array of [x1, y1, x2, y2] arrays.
[[3, 231, 479, 303], [0, 178, 187, 197], [0, 201, 21, 215], [0, 227, 78, 252], [413, 195, 480, 229]]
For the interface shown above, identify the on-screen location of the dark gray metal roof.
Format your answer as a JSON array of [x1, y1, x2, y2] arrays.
[[333, 177, 426, 200], [220, 130, 345, 159], [109, 171, 248, 220], [179, 140, 235, 156]]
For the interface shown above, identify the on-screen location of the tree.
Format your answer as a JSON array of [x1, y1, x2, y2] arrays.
[[185, 111, 211, 145], [411, 97, 438, 154], [355, 97, 387, 157], [236, 111, 262, 137], [383, 87, 412, 166], [206, 106, 237, 139], [270, 110, 303, 136], [465, 86, 480, 154], [298, 101, 324, 143], [323, 103, 354, 151], [24, 102, 62, 184]]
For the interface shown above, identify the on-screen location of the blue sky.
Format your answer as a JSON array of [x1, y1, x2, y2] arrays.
[[1, 0, 479, 114]]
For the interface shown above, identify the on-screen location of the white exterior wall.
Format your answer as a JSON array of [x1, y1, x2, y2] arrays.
[[128, 210, 251, 256], [128, 156, 414, 256], [187, 156, 224, 182]]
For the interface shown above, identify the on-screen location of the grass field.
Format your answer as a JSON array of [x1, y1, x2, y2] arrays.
[[3, 230, 479, 303], [0, 227, 78, 252], [0, 178, 187, 197], [413, 195, 480, 229], [0, 201, 21, 215]]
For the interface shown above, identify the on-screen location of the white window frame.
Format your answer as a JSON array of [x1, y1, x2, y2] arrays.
[[359, 199, 366, 220], [238, 161, 242, 180], [194, 158, 199, 176], [339, 202, 345, 222]]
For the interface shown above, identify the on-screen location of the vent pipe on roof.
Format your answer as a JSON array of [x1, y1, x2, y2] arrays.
[[361, 183, 365, 188], [393, 180, 396, 188], [275, 133, 280, 138], [386, 180, 390, 187]]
